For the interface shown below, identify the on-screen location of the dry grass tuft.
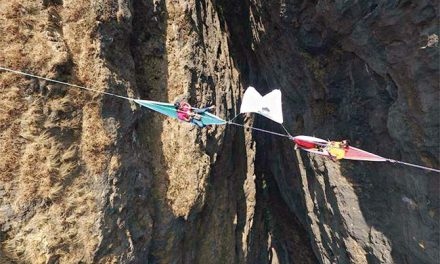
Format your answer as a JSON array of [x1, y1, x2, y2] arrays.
[[80, 103, 113, 174], [1, 1, 109, 262]]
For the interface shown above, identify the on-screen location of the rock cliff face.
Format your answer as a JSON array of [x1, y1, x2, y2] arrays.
[[0, 0, 438, 263]]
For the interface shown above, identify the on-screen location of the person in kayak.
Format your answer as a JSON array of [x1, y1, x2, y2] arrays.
[[326, 140, 349, 160], [174, 101, 215, 128]]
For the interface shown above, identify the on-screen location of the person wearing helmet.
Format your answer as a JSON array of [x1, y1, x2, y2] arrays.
[[174, 101, 215, 128]]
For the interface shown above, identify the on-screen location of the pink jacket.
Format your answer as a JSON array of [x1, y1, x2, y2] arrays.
[[177, 103, 191, 121]]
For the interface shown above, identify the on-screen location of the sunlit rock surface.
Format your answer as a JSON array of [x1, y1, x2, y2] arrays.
[[0, 0, 438, 263]]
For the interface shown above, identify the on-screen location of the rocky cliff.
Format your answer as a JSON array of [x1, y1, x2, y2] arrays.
[[0, 0, 438, 263]]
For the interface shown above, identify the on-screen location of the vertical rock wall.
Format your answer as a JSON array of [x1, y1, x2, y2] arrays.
[[0, 0, 438, 263], [218, 0, 439, 263]]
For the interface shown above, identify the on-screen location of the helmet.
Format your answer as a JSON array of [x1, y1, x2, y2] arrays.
[[174, 102, 180, 109]]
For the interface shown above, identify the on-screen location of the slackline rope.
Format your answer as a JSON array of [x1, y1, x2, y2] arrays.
[[226, 121, 291, 138], [0, 66, 133, 101], [1, 66, 439, 173], [387, 159, 440, 173], [0, 66, 287, 138]]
